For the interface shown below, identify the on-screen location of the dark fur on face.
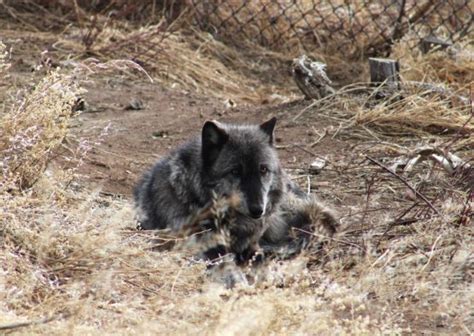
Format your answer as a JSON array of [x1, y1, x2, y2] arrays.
[[201, 117, 282, 220]]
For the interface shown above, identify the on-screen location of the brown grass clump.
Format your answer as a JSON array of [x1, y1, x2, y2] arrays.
[[0, 70, 82, 190], [151, 30, 299, 104], [354, 91, 473, 137], [294, 84, 472, 149], [293, 38, 473, 147], [391, 33, 474, 90], [0, 181, 203, 333], [81, 23, 301, 104]]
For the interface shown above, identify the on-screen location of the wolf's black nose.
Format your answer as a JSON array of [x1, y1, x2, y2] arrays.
[[249, 206, 264, 219]]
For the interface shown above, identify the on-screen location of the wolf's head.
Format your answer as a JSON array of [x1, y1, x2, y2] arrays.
[[201, 117, 283, 219]]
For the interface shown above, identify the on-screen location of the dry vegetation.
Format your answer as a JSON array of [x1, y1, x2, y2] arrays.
[[1, 1, 473, 335]]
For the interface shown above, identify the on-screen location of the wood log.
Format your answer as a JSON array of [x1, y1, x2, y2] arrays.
[[292, 55, 335, 100], [420, 35, 452, 54]]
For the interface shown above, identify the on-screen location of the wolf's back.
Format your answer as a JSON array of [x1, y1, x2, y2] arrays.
[[134, 139, 205, 230], [134, 160, 171, 230]]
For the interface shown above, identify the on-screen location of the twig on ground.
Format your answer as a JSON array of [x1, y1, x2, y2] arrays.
[[310, 129, 328, 147], [360, 175, 377, 226], [421, 234, 443, 272], [294, 144, 334, 166], [457, 192, 473, 226], [0, 316, 58, 331], [365, 155, 440, 215]]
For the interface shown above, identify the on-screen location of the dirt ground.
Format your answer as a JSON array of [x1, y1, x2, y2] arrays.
[[67, 78, 346, 199]]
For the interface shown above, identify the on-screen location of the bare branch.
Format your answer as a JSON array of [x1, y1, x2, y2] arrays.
[[365, 155, 440, 215]]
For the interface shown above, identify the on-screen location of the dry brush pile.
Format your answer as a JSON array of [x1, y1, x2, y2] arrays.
[[0, 2, 473, 335]]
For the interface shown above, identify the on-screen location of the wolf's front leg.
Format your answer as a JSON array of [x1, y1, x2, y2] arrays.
[[227, 213, 266, 262]]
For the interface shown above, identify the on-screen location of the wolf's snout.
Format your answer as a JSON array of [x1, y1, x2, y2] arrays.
[[249, 205, 264, 219]]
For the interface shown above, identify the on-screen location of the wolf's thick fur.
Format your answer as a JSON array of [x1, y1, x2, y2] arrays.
[[134, 118, 338, 261]]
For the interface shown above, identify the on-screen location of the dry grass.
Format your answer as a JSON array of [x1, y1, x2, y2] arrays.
[[292, 36, 473, 148], [0, 71, 81, 190], [1, 3, 473, 335], [83, 23, 303, 104], [0, 1, 368, 104], [392, 33, 474, 90]]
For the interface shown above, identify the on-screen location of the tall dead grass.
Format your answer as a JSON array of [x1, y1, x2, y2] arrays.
[[391, 33, 474, 90], [1, 71, 82, 190], [65, 22, 303, 104], [292, 35, 473, 149], [0, 47, 206, 334]]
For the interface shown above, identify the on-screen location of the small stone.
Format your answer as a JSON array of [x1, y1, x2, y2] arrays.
[[125, 98, 144, 110], [224, 98, 236, 109], [72, 97, 87, 113], [309, 158, 326, 174], [152, 130, 169, 139]]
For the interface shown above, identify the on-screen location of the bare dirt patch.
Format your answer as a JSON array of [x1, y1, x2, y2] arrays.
[[63, 78, 348, 197]]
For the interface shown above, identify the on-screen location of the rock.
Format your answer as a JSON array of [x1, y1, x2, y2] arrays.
[[125, 97, 145, 110], [309, 158, 326, 174]]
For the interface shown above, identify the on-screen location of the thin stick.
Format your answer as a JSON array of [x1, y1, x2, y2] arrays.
[[0, 316, 57, 331], [365, 155, 440, 215], [294, 144, 334, 165], [310, 129, 327, 147], [421, 234, 443, 272]]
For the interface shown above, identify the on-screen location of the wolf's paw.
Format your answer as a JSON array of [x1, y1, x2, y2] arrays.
[[235, 247, 264, 266], [319, 208, 340, 235], [207, 260, 249, 288]]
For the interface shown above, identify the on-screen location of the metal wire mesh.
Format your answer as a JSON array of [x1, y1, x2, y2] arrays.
[[190, 0, 473, 56]]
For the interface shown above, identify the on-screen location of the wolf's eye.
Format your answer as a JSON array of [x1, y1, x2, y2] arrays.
[[260, 165, 269, 175]]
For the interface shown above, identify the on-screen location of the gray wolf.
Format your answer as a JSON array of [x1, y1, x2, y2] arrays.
[[134, 118, 338, 263]]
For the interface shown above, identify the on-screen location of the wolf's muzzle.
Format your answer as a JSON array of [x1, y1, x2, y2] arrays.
[[249, 205, 264, 219]]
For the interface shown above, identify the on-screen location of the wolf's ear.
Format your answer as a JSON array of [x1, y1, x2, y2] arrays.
[[260, 117, 277, 144], [202, 121, 228, 166]]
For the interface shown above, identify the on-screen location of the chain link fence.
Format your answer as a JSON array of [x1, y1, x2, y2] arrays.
[[190, 0, 473, 56]]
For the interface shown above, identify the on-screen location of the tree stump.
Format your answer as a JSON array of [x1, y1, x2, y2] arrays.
[[368, 58, 400, 100], [369, 57, 400, 88]]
